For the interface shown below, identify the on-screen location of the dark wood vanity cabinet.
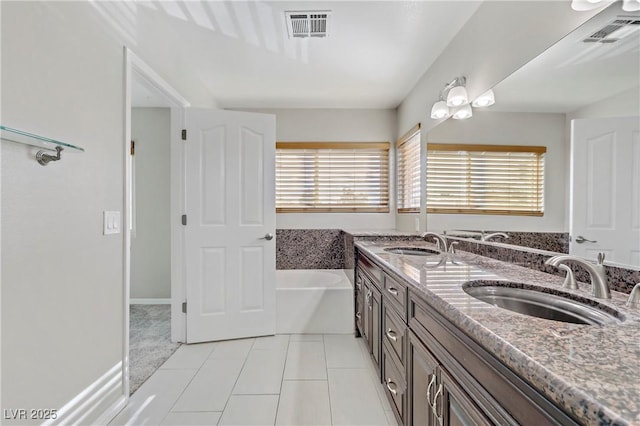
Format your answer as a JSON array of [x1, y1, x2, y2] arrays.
[[355, 250, 581, 426], [356, 253, 383, 375], [408, 331, 491, 426], [381, 289, 409, 425]]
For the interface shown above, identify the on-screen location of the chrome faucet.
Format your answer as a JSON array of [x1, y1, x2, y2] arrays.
[[423, 232, 448, 252], [627, 283, 640, 308], [545, 253, 610, 299], [481, 231, 509, 242]]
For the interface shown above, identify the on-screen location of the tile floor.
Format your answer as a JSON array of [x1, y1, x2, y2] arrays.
[[110, 334, 397, 426]]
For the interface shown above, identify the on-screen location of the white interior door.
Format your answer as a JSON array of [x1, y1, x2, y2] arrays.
[[184, 108, 276, 343], [570, 116, 640, 266]]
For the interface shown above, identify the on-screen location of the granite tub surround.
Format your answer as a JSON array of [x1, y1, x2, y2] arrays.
[[343, 230, 422, 271], [448, 237, 640, 294], [276, 229, 345, 269], [445, 230, 570, 253], [355, 240, 640, 425]]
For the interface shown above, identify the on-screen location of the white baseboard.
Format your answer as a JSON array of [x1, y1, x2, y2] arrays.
[[93, 395, 127, 426], [130, 298, 171, 305], [43, 362, 125, 426]]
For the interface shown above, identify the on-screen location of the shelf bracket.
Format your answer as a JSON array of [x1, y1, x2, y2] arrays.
[[36, 146, 63, 166]]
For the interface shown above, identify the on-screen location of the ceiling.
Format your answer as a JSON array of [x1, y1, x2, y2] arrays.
[[491, 2, 640, 113], [94, 1, 483, 109]]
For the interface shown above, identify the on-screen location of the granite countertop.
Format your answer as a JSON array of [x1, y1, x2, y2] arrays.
[[355, 240, 640, 426]]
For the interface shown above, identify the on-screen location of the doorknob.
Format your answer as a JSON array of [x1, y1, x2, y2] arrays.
[[575, 235, 597, 244], [260, 233, 274, 241]]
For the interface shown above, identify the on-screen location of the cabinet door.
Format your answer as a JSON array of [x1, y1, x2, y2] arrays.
[[408, 331, 438, 426], [438, 369, 491, 426], [355, 271, 365, 335], [363, 280, 372, 351], [371, 285, 382, 368]]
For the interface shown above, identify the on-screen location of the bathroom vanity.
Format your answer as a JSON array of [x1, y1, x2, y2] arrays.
[[354, 240, 640, 426]]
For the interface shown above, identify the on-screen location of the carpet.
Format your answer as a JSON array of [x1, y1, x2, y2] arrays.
[[129, 304, 181, 395]]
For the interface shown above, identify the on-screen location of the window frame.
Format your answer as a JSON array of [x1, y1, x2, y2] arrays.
[[275, 141, 391, 213], [396, 124, 422, 213], [426, 143, 546, 216]]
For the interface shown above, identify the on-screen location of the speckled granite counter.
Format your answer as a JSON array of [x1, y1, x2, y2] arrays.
[[355, 239, 640, 426]]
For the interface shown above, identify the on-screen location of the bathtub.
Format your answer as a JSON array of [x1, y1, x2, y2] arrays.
[[276, 269, 354, 334]]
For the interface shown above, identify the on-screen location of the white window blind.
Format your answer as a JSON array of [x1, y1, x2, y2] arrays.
[[276, 142, 390, 212], [426, 144, 546, 216], [396, 124, 421, 213]]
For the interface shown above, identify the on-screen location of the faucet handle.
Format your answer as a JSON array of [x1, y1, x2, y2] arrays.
[[597, 252, 605, 265], [448, 241, 459, 254], [558, 264, 578, 290], [627, 283, 640, 308]]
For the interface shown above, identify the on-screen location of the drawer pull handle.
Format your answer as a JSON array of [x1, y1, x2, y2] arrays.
[[387, 287, 398, 296], [426, 374, 436, 409], [385, 328, 397, 342], [385, 378, 398, 395]]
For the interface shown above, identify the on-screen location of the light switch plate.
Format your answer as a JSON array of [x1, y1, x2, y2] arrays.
[[103, 211, 121, 235]]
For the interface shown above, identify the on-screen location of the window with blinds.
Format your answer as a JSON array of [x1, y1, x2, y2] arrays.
[[426, 144, 546, 216], [396, 124, 421, 213], [276, 142, 390, 212]]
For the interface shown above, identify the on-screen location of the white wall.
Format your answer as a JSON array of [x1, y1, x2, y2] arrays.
[[1, 1, 125, 419], [240, 108, 398, 230], [425, 111, 567, 232], [395, 1, 602, 232], [130, 108, 171, 299], [568, 87, 640, 121]]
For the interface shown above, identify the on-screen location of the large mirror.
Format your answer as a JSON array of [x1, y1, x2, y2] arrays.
[[427, 2, 640, 268]]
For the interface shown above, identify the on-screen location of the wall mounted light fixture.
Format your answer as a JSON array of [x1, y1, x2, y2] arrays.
[[567, 0, 640, 11], [430, 76, 495, 121]]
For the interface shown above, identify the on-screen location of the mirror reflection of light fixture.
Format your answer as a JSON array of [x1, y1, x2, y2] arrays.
[[452, 104, 473, 120], [471, 89, 495, 107]]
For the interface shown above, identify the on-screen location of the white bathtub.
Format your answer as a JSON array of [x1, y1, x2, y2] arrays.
[[276, 269, 354, 334]]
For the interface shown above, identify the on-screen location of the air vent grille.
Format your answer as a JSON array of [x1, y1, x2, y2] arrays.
[[583, 16, 640, 43], [285, 11, 330, 38]]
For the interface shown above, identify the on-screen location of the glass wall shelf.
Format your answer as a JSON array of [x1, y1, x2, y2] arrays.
[[0, 125, 85, 152]]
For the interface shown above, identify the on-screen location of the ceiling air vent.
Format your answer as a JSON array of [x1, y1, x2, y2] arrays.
[[582, 16, 640, 43], [285, 11, 331, 38]]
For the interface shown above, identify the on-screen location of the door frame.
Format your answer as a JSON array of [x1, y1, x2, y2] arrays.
[[123, 47, 190, 397]]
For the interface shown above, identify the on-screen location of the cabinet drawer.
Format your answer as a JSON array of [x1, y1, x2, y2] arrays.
[[383, 304, 406, 368], [358, 253, 383, 287], [384, 274, 407, 319], [383, 344, 407, 425]]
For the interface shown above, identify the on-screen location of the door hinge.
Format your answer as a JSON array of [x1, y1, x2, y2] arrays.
[[181, 129, 187, 141], [182, 301, 187, 314], [130, 140, 135, 156], [181, 214, 187, 226]]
